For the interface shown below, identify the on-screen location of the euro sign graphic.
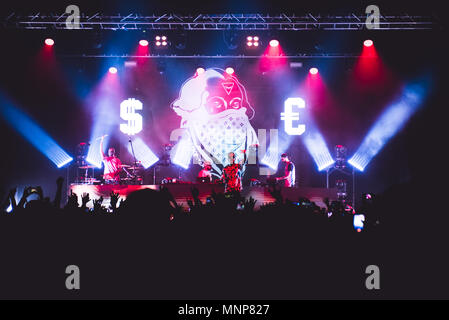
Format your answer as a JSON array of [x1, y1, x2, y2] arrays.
[[281, 97, 306, 135], [120, 98, 143, 135]]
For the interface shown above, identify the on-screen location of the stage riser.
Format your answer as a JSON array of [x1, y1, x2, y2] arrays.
[[69, 184, 337, 210]]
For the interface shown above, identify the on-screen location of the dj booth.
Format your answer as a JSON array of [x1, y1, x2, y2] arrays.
[[69, 183, 337, 210]]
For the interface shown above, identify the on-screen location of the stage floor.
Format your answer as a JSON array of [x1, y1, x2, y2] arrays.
[[69, 183, 337, 210]]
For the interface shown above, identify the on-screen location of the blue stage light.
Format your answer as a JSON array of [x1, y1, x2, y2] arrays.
[[348, 82, 427, 172], [86, 138, 105, 168], [303, 129, 335, 171], [172, 138, 194, 169], [127, 137, 159, 169], [0, 98, 73, 168], [261, 144, 279, 170]]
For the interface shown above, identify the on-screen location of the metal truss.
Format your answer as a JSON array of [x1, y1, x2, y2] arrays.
[[3, 13, 438, 31], [60, 54, 361, 59]]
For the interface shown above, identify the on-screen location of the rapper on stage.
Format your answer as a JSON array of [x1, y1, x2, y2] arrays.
[[100, 135, 122, 184], [276, 153, 296, 187], [222, 151, 246, 193]]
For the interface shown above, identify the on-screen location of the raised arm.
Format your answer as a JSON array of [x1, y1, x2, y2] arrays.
[[238, 149, 247, 166]]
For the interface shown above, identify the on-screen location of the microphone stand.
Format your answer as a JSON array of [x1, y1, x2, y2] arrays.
[[127, 135, 138, 184]]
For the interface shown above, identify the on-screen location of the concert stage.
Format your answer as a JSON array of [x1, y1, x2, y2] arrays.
[[69, 183, 337, 210]]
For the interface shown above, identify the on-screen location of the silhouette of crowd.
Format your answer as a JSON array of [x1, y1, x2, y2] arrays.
[[0, 177, 383, 299], [0, 177, 374, 233]]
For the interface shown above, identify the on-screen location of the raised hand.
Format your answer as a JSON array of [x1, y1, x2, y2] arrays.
[[67, 190, 79, 207], [56, 176, 64, 187], [190, 187, 200, 199], [81, 192, 90, 207], [110, 192, 120, 210], [36, 186, 44, 200], [93, 196, 104, 212], [244, 196, 257, 212]]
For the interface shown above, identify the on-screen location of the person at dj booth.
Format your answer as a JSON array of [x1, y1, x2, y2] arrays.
[[276, 153, 296, 187], [221, 150, 246, 193], [197, 162, 213, 183], [100, 135, 123, 184]]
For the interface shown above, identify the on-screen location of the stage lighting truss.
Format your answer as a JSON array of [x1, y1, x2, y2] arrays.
[[5, 13, 438, 31]]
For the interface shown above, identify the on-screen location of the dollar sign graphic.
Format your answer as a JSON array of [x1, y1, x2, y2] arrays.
[[120, 98, 143, 135]]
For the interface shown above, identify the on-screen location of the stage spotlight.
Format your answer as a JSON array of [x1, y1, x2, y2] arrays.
[[303, 130, 335, 171], [269, 39, 279, 47], [127, 137, 159, 169], [196, 67, 205, 76], [246, 36, 260, 47], [348, 82, 427, 171], [309, 67, 318, 75], [139, 39, 149, 46], [225, 67, 235, 75], [0, 99, 73, 168], [155, 35, 168, 47], [364, 39, 374, 47], [44, 38, 54, 46], [261, 144, 279, 170], [172, 138, 194, 169], [108, 67, 117, 74]]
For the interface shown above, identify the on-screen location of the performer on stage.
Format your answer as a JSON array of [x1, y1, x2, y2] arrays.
[[198, 162, 212, 182], [222, 151, 246, 193], [276, 153, 296, 187], [100, 135, 122, 184]]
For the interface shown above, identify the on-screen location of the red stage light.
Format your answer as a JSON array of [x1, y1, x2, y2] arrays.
[[139, 40, 149, 46], [309, 67, 318, 75], [269, 39, 279, 47], [44, 38, 54, 46], [247, 41, 253, 47], [253, 36, 259, 41], [109, 67, 118, 74], [247, 36, 253, 41], [364, 39, 373, 47], [155, 41, 161, 46], [225, 67, 234, 75]]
